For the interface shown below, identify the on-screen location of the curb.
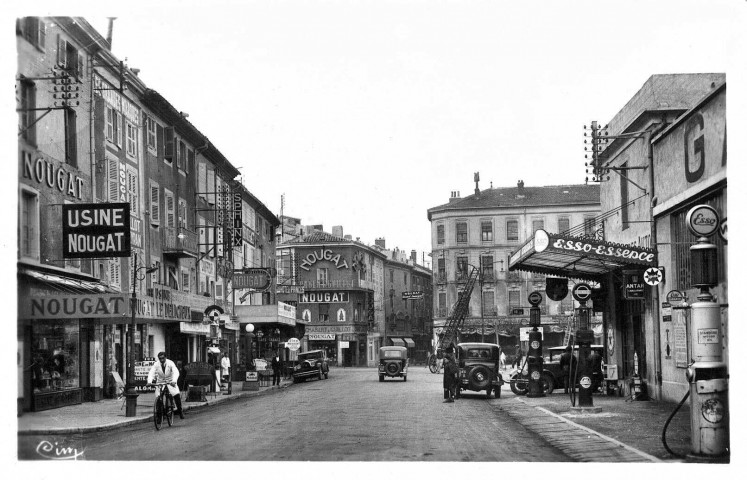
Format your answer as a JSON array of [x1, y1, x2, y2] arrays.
[[18, 383, 289, 436]]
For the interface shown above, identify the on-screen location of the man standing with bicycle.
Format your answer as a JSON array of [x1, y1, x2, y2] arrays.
[[147, 352, 185, 419]]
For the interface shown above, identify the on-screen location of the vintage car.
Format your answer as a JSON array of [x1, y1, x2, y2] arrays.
[[455, 343, 504, 399], [509, 344, 605, 395], [378, 346, 408, 382], [292, 350, 330, 383]]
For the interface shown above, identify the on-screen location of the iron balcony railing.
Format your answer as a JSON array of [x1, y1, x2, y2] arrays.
[[162, 226, 198, 257]]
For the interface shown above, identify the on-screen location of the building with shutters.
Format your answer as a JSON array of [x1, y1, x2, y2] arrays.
[[17, 17, 278, 412], [427, 179, 601, 358]]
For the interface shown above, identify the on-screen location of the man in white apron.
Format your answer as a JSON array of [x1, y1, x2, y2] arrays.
[[147, 351, 185, 419]]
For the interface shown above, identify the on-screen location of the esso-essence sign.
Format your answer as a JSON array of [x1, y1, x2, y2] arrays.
[[686, 204, 720, 238], [572, 283, 592, 303]]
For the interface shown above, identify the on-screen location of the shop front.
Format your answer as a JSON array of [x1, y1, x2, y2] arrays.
[[234, 303, 298, 372], [508, 228, 657, 390]]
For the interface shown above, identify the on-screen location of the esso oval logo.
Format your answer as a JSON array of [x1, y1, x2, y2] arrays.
[[580, 376, 592, 389], [572, 283, 592, 302], [530, 340, 540, 350], [686, 204, 720, 237], [528, 291, 543, 306], [531, 371, 541, 380]]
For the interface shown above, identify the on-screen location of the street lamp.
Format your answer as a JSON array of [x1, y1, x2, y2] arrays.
[[387, 288, 394, 347], [245, 323, 255, 368], [125, 253, 158, 417]]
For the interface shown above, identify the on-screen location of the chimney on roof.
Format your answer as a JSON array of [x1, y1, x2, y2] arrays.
[[449, 191, 461, 203], [332, 225, 343, 238], [344, 235, 352, 240], [106, 17, 117, 48], [411, 250, 417, 264], [474, 172, 480, 196], [375, 237, 386, 249]]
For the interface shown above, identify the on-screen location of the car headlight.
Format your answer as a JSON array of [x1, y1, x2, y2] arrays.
[[294, 365, 300, 371]]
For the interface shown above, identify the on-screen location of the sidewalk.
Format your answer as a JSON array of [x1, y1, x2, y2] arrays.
[[495, 390, 715, 463], [17, 378, 292, 436]]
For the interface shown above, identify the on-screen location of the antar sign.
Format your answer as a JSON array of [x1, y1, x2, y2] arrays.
[[62, 203, 131, 258]]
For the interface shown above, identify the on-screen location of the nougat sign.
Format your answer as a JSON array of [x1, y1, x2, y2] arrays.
[[62, 203, 131, 258]]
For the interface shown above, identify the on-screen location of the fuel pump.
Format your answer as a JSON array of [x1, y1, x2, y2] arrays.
[[571, 283, 597, 410], [684, 204, 728, 459], [526, 291, 545, 398]]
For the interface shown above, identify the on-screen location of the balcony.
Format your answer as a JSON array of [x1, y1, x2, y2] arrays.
[[162, 226, 198, 258]]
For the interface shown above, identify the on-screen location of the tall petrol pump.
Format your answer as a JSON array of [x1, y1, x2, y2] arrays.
[[526, 291, 545, 398], [684, 205, 728, 459], [572, 283, 595, 408]]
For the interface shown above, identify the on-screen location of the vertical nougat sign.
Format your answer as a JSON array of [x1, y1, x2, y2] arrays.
[[62, 203, 132, 258]]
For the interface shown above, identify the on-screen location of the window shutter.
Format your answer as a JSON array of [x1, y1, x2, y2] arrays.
[[77, 53, 84, 79], [109, 259, 121, 288], [156, 123, 164, 158], [107, 156, 119, 202], [164, 126, 175, 160], [150, 182, 160, 225], [165, 190, 175, 227], [198, 216, 206, 254], [56, 34, 64, 67], [187, 148, 194, 175], [114, 111, 122, 147], [127, 168, 138, 216], [207, 169, 215, 204], [39, 20, 46, 49], [198, 162, 207, 199]]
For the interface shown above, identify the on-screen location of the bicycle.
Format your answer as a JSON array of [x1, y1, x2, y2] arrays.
[[152, 382, 176, 430]]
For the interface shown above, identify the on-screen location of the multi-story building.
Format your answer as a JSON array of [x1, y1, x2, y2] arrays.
[[17, 17, 278, 412], [508, 74, 726, 402], [276, 231, 386, 366], [428, 178, 600, 356]]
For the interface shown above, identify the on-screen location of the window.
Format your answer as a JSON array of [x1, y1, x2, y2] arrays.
[[178, 198, 188, 229], [506, 220, 518, 241], [64, 108, 77, 167], [481, 221, 493, 242], [164, 189, 175, 228], [19, 17, 46, 50], [56, 35, 83, 79], [317, 268, 329, 286], [107, 155, 120, 202], [404, 273, 408, 287], [19, 80, 36, 144], [481, 255, 494, 278], [177, 140, 186, 170], [437, 258, 446, 278], [584, 216, 596, 237], [164, 127, 175, 164], [456, 256, 468, 280], [620, 162, 629, 230], [436, 224, 445, 244], [390, 269, 394, 283], [146, 116, 157, 152], [456, 222, 468, 243], [558, 217, 570, 234], [508, 290, 520, 308], [532, 218, 544, 233], [127, 167, 138, 216], [319, 303, 329, 323], [126, 121, 138, 159], [483, 291, 496, 315], [149, 181, 160, 226], [20, 188, 40, 260], [109, 258, 121, 289]]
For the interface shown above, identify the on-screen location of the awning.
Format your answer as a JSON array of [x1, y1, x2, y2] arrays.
[[508, 229, 657, 280], [20, 268, 117, 294], [402, 337, 415, 348], [390, 338, 405, 347]]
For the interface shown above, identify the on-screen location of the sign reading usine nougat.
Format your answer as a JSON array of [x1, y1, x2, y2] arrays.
[[62, 203, 131, 258]]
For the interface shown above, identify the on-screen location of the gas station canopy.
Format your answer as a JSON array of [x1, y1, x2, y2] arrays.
[[508, 229, 657, 281]]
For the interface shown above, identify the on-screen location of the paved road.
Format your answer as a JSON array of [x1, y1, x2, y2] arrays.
[[19, 366, 571, 461]]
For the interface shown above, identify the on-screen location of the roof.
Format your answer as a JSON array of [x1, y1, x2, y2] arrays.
[[427, 184, 599, 220], [282, 231, 388, 259]]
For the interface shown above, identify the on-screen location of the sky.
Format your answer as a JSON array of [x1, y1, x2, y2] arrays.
[[8, 0, 735, 268], [5, 0, 745, 266]]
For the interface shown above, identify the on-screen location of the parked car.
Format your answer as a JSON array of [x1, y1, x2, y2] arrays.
[[378, 346, 409, 382], [543, 345, 605, 391], [292, 350, 329, 383], [455, 343, 504, 399]]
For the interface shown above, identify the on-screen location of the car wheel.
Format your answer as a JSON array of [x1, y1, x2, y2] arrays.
[[542, 374, 554, 395], [379, 375, 384, 382], [318, 368, 323, 380], [468, 365, 492, 390], [510, 374, 528, 396], [385, 362, 401, 376]]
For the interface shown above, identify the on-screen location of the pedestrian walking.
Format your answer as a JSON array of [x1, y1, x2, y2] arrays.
[[220, 352, 231, 386], [499, 350, 507, 370], [442, 353, 459, 403], [271, 351, 282, 386], [512, 344, 524, 369], [176, 360, 187, 393], [559, 346, 578, 394]]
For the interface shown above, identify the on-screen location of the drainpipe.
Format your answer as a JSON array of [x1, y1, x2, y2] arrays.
[[647, 128, 662, 401]]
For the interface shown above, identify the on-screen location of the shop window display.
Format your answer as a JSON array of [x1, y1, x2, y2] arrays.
[[31, 321, 80, 392]]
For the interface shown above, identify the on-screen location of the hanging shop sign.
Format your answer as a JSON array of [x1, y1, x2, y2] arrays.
[[233, 268, 273, 291], [623, 271, 645, 300], [299, 248, 350, 271], [643, 267, 663, 286], [180, 322, 211, 335], [402, 291, 424, 300], [545, 277, 568, 301], [301, 292, 349, 303], [308, 333, 336, 340], [62, 203, 131, 258], [666, 290, 686, 307]]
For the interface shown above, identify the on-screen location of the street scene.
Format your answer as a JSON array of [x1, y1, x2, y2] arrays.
[[12, 0, 739, 471]]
